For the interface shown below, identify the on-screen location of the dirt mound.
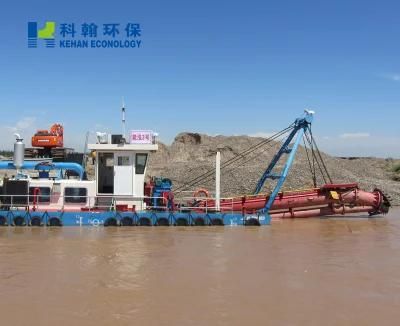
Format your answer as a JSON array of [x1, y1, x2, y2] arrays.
[[174, 133, 203, 145]]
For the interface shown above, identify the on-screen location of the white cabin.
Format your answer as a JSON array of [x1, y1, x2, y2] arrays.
[[87, 131, 158, 210]]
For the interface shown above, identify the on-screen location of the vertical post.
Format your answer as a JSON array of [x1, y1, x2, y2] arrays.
[[122, 98, 126, 141], [216, 151, 221, 212]]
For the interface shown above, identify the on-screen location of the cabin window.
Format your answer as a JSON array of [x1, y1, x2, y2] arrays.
[[29, 187, 51, 203], [64, 187, 87, 204], [135, 154, 148, 174], [118, 156, 130, 166]]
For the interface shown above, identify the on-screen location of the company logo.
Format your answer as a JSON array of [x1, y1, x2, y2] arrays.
[[28, 21, 56, 48], [27, 21, 142, 49]]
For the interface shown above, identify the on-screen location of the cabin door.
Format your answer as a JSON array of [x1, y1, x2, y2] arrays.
[[114, 152, 134, 196]]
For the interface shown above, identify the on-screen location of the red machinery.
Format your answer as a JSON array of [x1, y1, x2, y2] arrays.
[[31, 123, 64, 148], [25, 123, 73, 160], [195, 183, 391, 218]]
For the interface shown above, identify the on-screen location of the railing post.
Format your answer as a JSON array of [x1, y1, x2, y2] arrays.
[[216, 151, 221, 212]]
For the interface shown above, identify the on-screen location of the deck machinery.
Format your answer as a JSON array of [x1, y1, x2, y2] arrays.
[[0, 111, 391, 227], [25, 123, 74, 160]]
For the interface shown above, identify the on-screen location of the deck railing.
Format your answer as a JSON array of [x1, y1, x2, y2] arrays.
[[0, 194, 236, 214]]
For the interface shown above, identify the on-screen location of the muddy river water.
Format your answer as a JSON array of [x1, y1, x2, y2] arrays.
[[1, 209, 400, 326]]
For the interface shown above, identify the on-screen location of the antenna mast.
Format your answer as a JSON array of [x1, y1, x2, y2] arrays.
[[122, 98, 126, 140]]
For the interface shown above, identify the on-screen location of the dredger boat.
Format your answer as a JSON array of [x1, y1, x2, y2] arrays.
[[0, 111, 391, 227]]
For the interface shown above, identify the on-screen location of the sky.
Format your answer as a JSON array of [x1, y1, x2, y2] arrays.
[[0, 0, 399, 157]]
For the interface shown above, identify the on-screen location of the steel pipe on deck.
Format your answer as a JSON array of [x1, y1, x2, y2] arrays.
[[198, 184, 390, 218]]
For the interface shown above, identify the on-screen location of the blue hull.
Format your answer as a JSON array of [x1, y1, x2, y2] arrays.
[[0, 210, 270, 226]]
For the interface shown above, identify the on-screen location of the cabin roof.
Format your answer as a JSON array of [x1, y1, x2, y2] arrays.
[[87, 143, 158, 152]]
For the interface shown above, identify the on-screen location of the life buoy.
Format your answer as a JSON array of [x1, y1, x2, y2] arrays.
[[193, 189, 209, 199]]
